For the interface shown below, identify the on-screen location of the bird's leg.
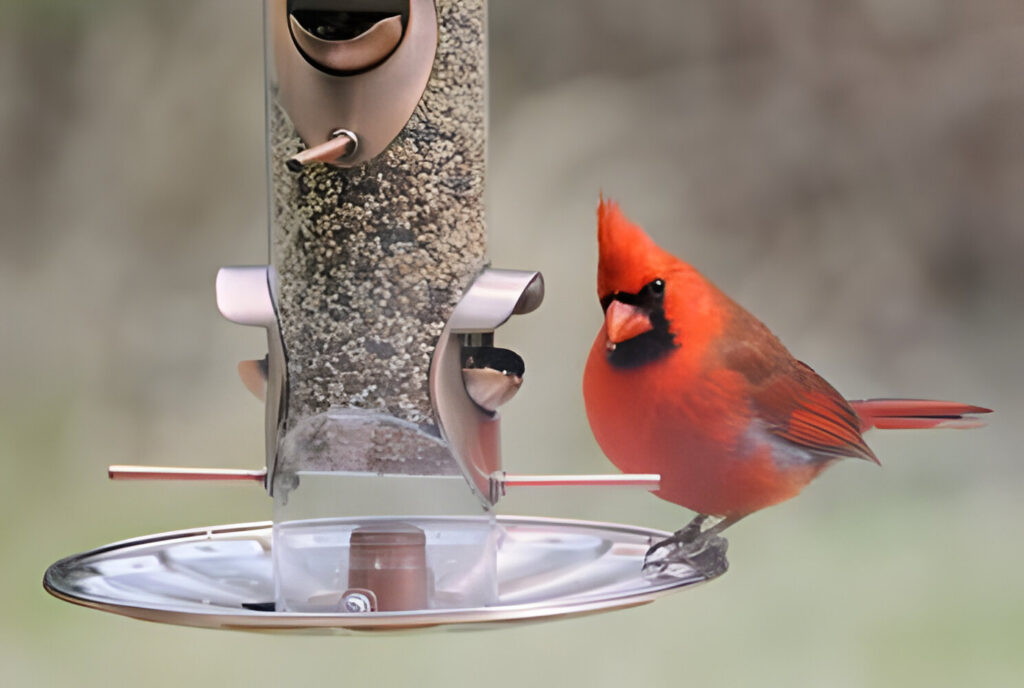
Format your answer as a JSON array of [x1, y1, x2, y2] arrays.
[[643, 515, 742, 579], [701, 514, 743, 539], [646, 513, 708, 557]]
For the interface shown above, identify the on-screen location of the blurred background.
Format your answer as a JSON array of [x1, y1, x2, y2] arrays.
[[2, 0, 1021, 686]]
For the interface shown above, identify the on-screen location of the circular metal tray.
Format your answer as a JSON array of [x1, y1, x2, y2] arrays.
[[44, 516, 720, 633]]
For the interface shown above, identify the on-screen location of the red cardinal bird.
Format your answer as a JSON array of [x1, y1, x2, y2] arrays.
[[582, 199, 990, 575]]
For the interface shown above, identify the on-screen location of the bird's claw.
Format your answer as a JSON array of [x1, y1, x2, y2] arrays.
[[642, 533, 729, 580], [643, 523, 701, 560]]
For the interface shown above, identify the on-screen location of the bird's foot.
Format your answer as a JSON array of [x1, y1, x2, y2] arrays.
[[642, 532, 729, 580], [669, 517, 706, 545]]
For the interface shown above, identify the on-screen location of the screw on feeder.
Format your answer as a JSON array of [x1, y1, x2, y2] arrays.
[[341, 590, 376, 613]]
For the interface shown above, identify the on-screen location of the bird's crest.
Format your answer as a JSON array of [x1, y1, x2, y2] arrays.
[[597, 198, 677, 298]]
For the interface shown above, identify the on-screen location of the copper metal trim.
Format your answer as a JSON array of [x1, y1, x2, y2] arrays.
[[270, 0, 438, 167], [215, 266, 288, 495], [428, 270, 545, 506], [289, 13, 403, 73]]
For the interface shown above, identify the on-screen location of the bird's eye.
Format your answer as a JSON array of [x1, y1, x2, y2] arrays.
[[648, 279, 665, 296]]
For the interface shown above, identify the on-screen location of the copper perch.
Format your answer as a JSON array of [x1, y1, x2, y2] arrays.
[[108, 465, 268, 483], [286, 130, 357, 171], [106, 465, 659, 491], [500, 473, 660, 491]]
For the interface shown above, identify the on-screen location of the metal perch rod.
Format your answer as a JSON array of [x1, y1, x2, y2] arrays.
[[108, 465, 268, 483], [107, 465, 660, 490], [501, 473, 661, 489]]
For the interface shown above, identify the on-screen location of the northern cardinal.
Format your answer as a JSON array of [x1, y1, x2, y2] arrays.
[[582, 199, 990, 575]]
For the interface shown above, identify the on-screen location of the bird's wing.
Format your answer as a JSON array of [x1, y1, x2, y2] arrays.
[[751, 362, 879, 463], [719, 316, 878, 464]]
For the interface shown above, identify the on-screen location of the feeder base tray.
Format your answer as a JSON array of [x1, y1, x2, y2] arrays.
[[44, 516, 722, 633]]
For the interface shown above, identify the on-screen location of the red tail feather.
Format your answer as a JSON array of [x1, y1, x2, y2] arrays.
[[849, 398, 992, 431]]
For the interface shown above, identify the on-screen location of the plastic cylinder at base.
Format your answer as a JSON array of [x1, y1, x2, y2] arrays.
[[272, 444, 498, 613]]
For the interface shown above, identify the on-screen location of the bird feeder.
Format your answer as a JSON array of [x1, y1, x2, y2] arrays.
[[44, 0, 724, 632]]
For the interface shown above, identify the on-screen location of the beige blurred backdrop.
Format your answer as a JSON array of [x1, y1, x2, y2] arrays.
[[2, 1, 1021, 686]]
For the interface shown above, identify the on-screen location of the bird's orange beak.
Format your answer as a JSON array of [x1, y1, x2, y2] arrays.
[[605, 300, 654, 345]]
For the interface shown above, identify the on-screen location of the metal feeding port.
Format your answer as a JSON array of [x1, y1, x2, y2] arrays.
[[43, 0, 724, 633]]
